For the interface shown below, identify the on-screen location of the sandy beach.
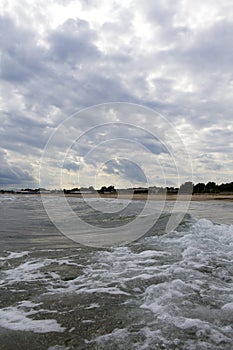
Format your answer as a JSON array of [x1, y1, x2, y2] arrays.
[[64, 193, 233, 201]]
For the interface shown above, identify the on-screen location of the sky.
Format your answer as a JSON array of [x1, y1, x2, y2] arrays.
[[0, 0, 233, 189]]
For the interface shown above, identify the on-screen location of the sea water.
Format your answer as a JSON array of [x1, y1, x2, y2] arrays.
[[0, 195, 232, 349]]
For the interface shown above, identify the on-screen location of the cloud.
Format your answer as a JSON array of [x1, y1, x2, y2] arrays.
[[0, 150, 35, 186], [0, 15, 46, 82], [0, 0, 232, 188], [103, 159, 147, 184], [63, 161, 80, 172], [48, 18, 101, 63]]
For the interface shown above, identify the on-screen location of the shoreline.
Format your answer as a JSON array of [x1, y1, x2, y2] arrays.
[[1, 193, 233, 201], [64, 193, 233, 201]]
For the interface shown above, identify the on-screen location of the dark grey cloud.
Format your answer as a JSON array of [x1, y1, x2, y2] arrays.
[[197, 155, 223, 171], [63, 161, 80, 172], [48, 18, 101, 63], [70, 122, 167, 161], [183, 20, 233, 72], [140, 138, 167, 155], [103, 159, 147, 184], [0, 111, 51, 153], [0, 15, 46, 82]]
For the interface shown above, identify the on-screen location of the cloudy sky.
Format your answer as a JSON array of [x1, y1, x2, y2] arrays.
[[0, 0, 233, 189]]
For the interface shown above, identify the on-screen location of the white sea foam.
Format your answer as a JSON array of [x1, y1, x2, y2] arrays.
[[82, 319, 95, 323], [0, 259, 55, 286], [45, 245, 171, 296], [0, 301, 65, 333], [85, 303, 100, 309], [86, 328, 129, 345], [221, 302, 233, 311], [0, 251, 29, 260], [1, 211, 233, 348], [76, 218, 233, 348]]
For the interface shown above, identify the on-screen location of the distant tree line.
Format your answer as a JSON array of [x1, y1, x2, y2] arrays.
[[98, 185, 117, 194], [1, 182, 233, 195], [166, 181, 233, 194], [193, 181, 233, 194], [158, 181, 233, 194]]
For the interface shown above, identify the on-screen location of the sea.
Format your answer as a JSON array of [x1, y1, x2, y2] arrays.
[[0, 194, 233, 350]]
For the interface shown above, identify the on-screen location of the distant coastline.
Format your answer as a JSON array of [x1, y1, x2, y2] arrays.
[[1, 191, 233, 201], [1, 181, 233, 201], [64, 193, 233, 201]]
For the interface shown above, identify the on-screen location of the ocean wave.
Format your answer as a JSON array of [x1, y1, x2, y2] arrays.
[[0, 196, 233, 349]]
